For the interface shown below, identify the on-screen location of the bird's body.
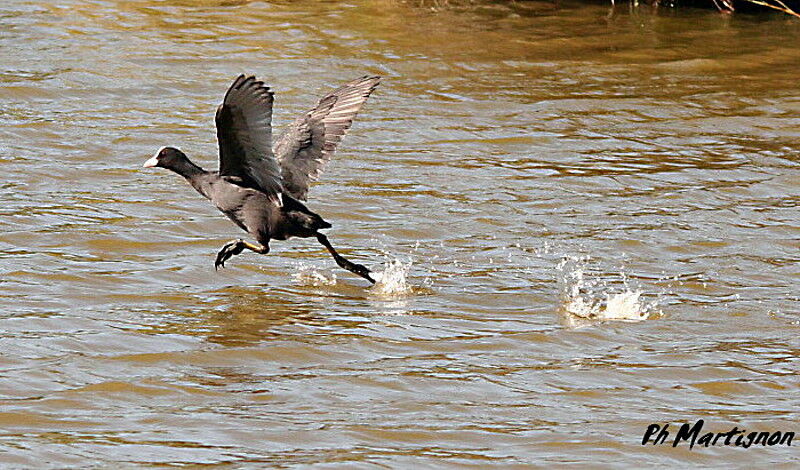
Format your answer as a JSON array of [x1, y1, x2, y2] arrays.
[[144, 74, 380, 283], [179, 166, 328, 241]]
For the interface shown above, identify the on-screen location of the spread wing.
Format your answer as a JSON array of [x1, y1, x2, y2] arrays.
[[216, 74, 283, 204], [273, 75, 380, 201]]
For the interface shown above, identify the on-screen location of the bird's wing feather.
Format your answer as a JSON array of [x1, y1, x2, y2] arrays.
[[216, 74, 283, 204], [273, 75, 380, 201]]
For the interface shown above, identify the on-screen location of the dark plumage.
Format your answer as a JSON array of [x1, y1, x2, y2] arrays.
[[144, 74, 380, 283]]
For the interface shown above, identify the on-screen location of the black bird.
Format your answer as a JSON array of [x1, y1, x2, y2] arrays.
[[143, 74, 380, 283]]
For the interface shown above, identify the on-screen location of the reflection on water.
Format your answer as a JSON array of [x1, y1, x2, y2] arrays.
[[0, 0, 798, 466]]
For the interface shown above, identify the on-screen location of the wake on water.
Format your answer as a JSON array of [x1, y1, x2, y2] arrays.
[[293, 246, 662, 324], [293, 263, 337, 287]]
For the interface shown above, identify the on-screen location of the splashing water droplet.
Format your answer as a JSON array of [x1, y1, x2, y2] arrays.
[[370, 258, 412, 298], [558, 255, 654, 322]]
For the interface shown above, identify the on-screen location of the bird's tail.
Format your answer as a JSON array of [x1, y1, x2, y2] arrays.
[[283, 196, 331, 231], [313, 211, 332, 230], [284, 207, 331, 233]]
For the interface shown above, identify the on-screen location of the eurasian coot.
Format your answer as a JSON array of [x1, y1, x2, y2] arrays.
[[143, 74, 380, 283]]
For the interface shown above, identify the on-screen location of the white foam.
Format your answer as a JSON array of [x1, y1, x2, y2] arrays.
[[563, 290, 648, 321]]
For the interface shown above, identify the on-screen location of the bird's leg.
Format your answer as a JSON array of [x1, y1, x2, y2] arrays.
[[315, 233, 375, 284], [215, 239, 269, 270]]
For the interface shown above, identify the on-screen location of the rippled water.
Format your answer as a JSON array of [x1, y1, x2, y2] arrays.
[[1, 0, 798, 466]]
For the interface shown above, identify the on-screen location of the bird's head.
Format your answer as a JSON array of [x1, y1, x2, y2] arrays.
[[143, 146, 188, 170]]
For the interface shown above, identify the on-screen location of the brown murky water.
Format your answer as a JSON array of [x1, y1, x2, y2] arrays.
[[1, 0, 799, 467]]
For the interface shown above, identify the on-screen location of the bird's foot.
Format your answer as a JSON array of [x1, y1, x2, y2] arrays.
[[215, 239, 245, 270], [315, 232, 375, 284], [352, 262, 376, 284], [336, 256, 375, 284]]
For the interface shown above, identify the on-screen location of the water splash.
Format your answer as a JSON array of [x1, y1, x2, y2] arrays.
[[369, 257, 413, 298], [293, 263, 337, 287], [557, 255, 656, 323]]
